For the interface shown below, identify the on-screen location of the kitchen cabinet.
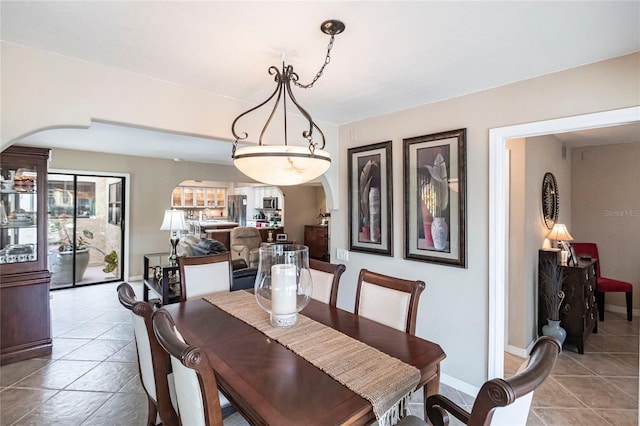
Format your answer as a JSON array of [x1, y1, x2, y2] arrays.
[[304, 225, 329, 262], [0, 146, 52, 365], [171, 186, 226, 208], [538, 250, 598, 354], [252, 186, 283, 210]]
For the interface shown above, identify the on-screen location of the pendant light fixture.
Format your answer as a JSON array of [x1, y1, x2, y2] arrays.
[[231, 19, 345, 186]]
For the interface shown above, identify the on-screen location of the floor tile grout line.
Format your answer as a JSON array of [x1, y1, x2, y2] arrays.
[[8, 389, 61, 426], [600, 375, 640, 402]]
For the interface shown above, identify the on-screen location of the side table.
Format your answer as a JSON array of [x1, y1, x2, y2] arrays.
[[143, 253, 180, 305]]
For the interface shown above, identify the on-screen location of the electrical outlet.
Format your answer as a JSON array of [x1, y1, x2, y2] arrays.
[[336, 248, 349, 261]]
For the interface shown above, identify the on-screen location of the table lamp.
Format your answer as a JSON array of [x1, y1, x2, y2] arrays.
[[160, 209, 187, 265], [547, 223, 574, 265]]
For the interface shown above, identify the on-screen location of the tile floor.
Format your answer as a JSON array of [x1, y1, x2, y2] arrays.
[[0, 282, 637, 425]]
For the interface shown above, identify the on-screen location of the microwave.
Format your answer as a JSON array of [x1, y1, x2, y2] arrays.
[[263, 197, 278, 210]]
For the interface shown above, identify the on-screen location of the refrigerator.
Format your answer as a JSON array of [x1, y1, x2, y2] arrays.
[[227, 195, 247, 226]]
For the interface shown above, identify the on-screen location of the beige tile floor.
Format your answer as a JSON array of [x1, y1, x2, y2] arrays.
[[523, 311, 639, 426], [0, 282, 637, 425]]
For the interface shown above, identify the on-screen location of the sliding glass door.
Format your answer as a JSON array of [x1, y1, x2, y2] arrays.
[[47, 173, 124, 289]]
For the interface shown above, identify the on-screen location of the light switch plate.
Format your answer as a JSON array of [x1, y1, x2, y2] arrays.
[[336, 248, 349, 261]]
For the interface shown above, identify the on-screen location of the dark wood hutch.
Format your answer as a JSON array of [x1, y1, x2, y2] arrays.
[[0, 146, 52, 364]]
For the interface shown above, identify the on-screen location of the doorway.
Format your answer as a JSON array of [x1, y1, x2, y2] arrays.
[[47, 173, 125, 289], [488, 106, 640, 378]]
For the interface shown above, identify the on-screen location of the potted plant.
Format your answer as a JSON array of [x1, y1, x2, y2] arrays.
[[50, 216, 118, 284], [539, 259, 568, 344]]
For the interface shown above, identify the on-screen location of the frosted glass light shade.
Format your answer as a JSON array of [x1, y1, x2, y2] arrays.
[[547, 223, 573, 242], [233, 145, 331, 186], [159, 209, 187, 231]]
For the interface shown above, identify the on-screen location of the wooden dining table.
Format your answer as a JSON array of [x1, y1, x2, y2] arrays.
[[163, 296, 446, 425]]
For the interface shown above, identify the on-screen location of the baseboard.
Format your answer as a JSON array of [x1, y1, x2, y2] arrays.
[[440, 373, 479, 398], [605, 303, 638, 317], [505, 342, 532, 359]]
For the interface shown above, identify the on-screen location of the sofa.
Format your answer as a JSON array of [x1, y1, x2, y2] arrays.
[[177, 234, 256, 291]]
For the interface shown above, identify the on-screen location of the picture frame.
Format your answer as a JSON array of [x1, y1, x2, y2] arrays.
[[276, 233, 288, 242], [348, 141, 393, 256], [403, 129, 467, 267], [567, 243, 577, 266]]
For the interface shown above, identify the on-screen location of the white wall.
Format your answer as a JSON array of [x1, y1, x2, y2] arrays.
[[336, 53, 639, 387], [280, 186, 324, 245], [571, 142, 640, 312], [506, 138, 526, 350], [522, 135, 571, 348], [0, 42, 341, 208], [2, 40, 639, 387], [47, 149, 251, 278]]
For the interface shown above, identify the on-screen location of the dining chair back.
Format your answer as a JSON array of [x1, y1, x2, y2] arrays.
[[178, 253, 233, 301], [355, 269, 425, 335], [117, 283, 179, 426], [571, 242, 633, 321], [397, 336, 561, 426], [152, 309, 230, 426], [309, 259, 346, 307]]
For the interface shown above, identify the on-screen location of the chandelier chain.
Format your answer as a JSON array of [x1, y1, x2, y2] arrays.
[[293, 34, 335, 89]]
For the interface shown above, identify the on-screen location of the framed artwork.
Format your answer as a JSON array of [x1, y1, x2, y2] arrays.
[[348, 141, 393, 256], [403, 129, 467, 267]]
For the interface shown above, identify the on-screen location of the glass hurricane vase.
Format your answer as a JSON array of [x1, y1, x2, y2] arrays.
[[254, 244, 313, 327]]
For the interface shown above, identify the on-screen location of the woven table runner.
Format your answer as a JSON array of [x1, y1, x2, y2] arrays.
[[204, 291, 420, 426]]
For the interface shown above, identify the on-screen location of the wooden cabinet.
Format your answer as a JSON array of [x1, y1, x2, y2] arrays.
[[538, 250, 597, 354], [0, 146, 52, 365], [304, 225, 329, 262], [171, 186, 226, 208]]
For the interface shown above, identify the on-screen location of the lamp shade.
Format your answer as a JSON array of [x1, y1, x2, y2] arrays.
[[233, 145, 331, 186], [160, 209, 187, 231], [547, 223, 574, 241]]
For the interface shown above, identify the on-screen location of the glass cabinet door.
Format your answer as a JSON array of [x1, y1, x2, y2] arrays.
[[206, 189, 217, 207], [182, 187, 194, 207], [171, 187, 182, 207], [0, 166, 38, 265], [195, 188, 206, 207], [215, 188, 226, 207]]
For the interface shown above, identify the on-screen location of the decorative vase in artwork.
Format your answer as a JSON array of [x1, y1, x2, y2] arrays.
[[541, 319, 566, 345], [360, 226, 370, 241], [369, 187, 381, 243], [431, 217, 448, 250], [420, 205, 434, 246]]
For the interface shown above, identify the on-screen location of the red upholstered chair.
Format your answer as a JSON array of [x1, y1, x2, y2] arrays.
[[571, 242, 633, 321]]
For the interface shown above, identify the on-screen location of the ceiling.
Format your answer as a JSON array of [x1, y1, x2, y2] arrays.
[[2, 1, 639, 165]]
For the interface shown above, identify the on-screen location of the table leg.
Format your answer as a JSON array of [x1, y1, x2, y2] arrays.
[[423, 365, 441, 423], [143, 282, 149, 302]]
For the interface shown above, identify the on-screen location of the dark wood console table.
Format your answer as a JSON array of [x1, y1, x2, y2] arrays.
[[143, 252, 180, 305], [538, 250, 598, 354]]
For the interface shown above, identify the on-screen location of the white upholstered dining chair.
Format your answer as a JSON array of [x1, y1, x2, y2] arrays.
[[116, 283, 179, 426], [397, 336, 561, 426], [177, 253, 233, 301], [354, 269, 425, 335], [152, 308, 242, 426], [309, 259, 346, 308]]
